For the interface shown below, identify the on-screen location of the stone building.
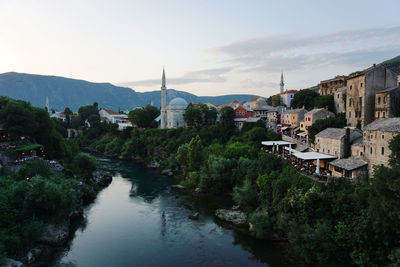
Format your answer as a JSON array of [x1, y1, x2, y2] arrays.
[[374, 86, 400, 119], [249, 97, 266, 110], [315, 128, 362, 159], [334, 87, 346, 114], [328, 157, 368, 179], [304, 108, 335, 133], [362, 118, 400, 174], [254, 103, 274, 119], [319, 76, 346, 95], [346, 64, 398, 128]]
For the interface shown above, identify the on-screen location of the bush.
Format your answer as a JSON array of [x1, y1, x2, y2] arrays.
[[72, 153, 97, 179], [18, 158, 51, 180], [233, 179, 259, 210]]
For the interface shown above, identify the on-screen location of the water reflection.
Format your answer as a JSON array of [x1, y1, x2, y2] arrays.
[[52, 157, 290, 267]]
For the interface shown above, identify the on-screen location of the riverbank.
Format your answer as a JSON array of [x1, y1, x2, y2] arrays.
[[5, 170, 112, 267]]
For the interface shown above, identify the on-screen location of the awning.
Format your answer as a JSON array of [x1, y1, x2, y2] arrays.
[[297, 132, 308, 137], [293, 127, 300, 132], [281, 126, 288, 130], [293, 152, 336, 161], [261, 141, 294, 146], [284, 147, 300, 153]]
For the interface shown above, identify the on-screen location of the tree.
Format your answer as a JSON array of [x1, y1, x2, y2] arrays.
[[78, 103, 99, 122], [389, 134, 400, 169], [314, 95, 334, 112], [290, 89, 319, 110], [176, 143, 189, 174], [188, 136, 202, 171], [72, 153, 97, 180], [220, 106, 235, 128], [271, 95, 283, 107], [0, 102, 36, 137], [128, 105, 159, 128], [183, 104, 203, 126], [63, 107, 73, 126]]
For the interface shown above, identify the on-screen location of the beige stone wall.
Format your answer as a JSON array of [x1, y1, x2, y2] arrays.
[[375, 91, 390, 119], [319, 77, 346, 95], [315, 136, 343, 158], [351, 144, 363, 157], [334, 90, 346, 113], [346, 75, 365, 127], [363, 130, 397, 175]]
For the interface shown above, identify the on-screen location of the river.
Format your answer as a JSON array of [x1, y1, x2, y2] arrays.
[[52, 157, 292, 266]]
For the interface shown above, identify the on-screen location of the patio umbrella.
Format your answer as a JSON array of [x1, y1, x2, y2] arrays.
[[316, 158, 320, 175]]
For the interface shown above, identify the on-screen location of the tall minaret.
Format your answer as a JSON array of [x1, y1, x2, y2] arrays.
[[160, 67, 167, 129], [280, 72, 284, 93], [45, 96, 50, 113]]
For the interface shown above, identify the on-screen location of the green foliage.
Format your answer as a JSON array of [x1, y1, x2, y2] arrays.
[[183, 103, 217, 126], [290, 89, 319, 110], [249, 212, 275, 239], [78, 103, 99, 122], [188, 136, 203, 171], [271, 95, 283, 107], [71, 153, 97, 180], [128, 105, 159, 128], [198, 155, 233, 194], [18, 158, 51, 180], [314, 95, 334, 112], [307, 113, 346, 143], [176, 143, 189, 174], [389, 134, 400, 168], [233, 179, 259, 210]]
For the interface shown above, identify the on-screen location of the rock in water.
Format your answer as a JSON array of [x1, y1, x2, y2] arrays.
[[188, 212, 199, 220], [215, 209, 247, 226], [171, 184, 185, 189], [3, 258, 24, 267]]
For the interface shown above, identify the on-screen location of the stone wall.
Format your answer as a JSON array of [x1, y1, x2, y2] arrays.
[[315, 136, 344, 158]]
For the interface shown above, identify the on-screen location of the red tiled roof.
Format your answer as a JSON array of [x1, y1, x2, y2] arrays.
[[100, 117, 108, 121], [272, 90, 298, 97], [217, 104, 230, 108], [103, 108, 119, 115], [250, 97, 261, 102], [232, 100, 239, 103]]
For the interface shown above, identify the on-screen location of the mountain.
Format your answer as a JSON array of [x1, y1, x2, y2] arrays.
[[0, 72, 262, 111], [381, 55, 400, 74]]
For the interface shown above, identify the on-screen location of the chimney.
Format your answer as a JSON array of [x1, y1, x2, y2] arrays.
[[343, 128, 350, 158], [373, 63, 376, 67]]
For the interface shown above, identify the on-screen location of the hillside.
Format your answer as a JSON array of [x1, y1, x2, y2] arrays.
[[0, 72, 262, 111], [381, 55, 400, 74]]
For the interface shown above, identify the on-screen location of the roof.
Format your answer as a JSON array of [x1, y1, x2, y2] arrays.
[[352, 136, 363, 146], [232, 100, 239, 103], [315, 128, 363, 141], [254, 103, 274, 111], [329, 157, 368, 171], [293, 152, 336, 160], [305, 108, 326, 116], [364, 118, 400, 132], [261, 141, 294, 146], [250, 97, 264, 102], [217, 103, 230, 108], [320, 76, 347, 83], [100, 117, 108, 121], [273, 90, 298, 97], [377, 86, 400, 94], [234, 117, 261, 122], [103, 108, 119, 115], [282, 108, 307, 114], [169, 97, 188, 105]]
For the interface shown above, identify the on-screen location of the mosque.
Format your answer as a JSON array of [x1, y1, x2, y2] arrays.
[[160, 68, 188, 129]]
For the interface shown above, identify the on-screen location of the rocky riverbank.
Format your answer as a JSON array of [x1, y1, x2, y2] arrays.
[[6, 170, 112, 267]]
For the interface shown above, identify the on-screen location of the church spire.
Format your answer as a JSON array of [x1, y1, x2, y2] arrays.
[[280, 72, 284, 93]]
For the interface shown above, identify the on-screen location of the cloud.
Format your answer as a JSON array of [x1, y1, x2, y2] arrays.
[[119, 67, 233, 87], [211, 26, 400, 73]]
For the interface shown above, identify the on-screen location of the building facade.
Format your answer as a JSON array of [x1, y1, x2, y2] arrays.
[[362, 118, 400, 174], [304, 108, 335, 133], [281, 108, 307, 127], [315, 128, 362, 159], [374, 86, 400, 119], [346, 65, 398, 128], [334, 87, 346, 114], [319, 76, 347, 95]]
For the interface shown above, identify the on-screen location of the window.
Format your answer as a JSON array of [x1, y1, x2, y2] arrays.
[[360, 82, 363, 87], [363, 146, 365, 152], [381, 147, 385, 155], [378, 97, 381, 104], [350, 85, 352, 90], [383, 111, 386, 118], [349, 99, 352, 107], [382, 134, 384, 139], [370, 147, 373, 154], [377, 112, 380, 118], [349, 111, 351, 117], [360, 152, 363, 156]]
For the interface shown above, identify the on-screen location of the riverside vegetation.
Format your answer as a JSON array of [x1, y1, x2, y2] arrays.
[[0, 97, 105, 265], [60, 102, 400, 267]]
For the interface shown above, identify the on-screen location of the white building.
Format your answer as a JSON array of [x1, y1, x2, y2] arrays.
[[99, 108, 131, 130], [159, 68, 188, 129]]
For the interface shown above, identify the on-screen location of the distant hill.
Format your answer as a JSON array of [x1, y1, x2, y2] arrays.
[[0, 72, 262, 111], [381, 55, 400, 74]]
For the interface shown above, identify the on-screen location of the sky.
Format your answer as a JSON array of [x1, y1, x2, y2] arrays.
[[0, 0, 399, 97]]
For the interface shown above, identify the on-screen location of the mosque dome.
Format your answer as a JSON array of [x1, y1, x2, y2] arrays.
[[169, 97, 188, 106]]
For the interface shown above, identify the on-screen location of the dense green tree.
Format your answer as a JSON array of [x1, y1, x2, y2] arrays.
[[389, 134, 400, 168], [271, 95, 283, 107], [78, 103, 98, 122], [183, 104, 203, 126], [128, 105, 159, 128], [176, 143, 189, 174], [71, 153, 97, 180], [314, 95, 335, 112], [233, 179, 259, 210], [290, 89, 319, 110], [188, 136, 203, 171], [63, 107, 73, 126], [0, 102, 36, 137]]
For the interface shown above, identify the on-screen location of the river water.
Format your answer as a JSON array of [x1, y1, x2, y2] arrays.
[[53, 157, 290, 267]]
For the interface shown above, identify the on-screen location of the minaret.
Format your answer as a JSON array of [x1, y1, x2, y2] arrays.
[[160, 67, 167, 129], [45, 96, 50, 113], [280, 72, 284, 93]]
